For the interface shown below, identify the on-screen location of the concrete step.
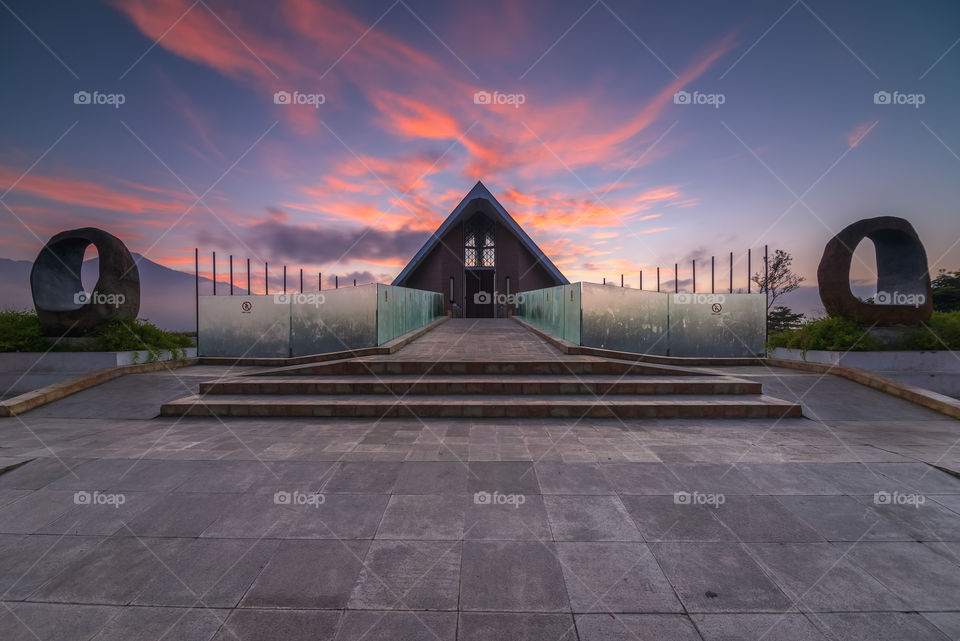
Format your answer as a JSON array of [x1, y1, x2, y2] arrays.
[[160, 394, 802, 419], [258, 359, 705, 377], [199, 375, 761, 396]]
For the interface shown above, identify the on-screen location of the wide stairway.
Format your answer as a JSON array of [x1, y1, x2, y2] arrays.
[[161, 320, 802, 419]]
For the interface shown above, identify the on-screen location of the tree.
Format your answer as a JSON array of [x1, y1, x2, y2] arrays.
[[767, 305, 805, 333], [932, 269, 960, 312], [751, 249, 805, 311]]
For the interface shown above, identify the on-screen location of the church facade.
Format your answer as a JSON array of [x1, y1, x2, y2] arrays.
[[392, 182, 568, 317]]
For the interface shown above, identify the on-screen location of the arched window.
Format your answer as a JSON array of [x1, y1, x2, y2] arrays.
[[464, 215, 495, 267]]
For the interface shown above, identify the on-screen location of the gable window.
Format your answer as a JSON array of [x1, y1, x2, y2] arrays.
[[464, 215, 495, 267]]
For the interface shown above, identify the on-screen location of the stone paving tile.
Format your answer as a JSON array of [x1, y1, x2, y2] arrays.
[[575, 613, 704, 641], [0, 489, 30, 508], [335, 611, 457, 641], [460, 541, 570, 612], [714, 496, 824, 542], [38, 491, 165, 536], [544, 495, 642, 541], [0, 458, 86, 490], [0, 489, 80, 533], [600, 462, 689, 495], [924, 613, 960, 641], [0, 602, 116, 641], [650, 542, 793, 613], [776, 495, 914, 541], [801, 463, 893, 495], [556, 542, 682, 613], [173, 460, 274, 493], [0, 534, 101, 600], [621, 495, 734, 542], [872, 462, 960, 494], [284, 493, 390, 539], [458, 612, 577, 641], [376, 494, 465, 540], [534, 462, 613, 494], [736, 463, 841, 495], [131, 538, 279, 607], [853, 493, 960, 541], [808, 612, 953, 640], [691, 613, 827, 640], [198, 493, 303, 538], [932, 494, 960, 516], [324, 462, 402, 493], [748, 542, 905, 612], [213, 608, 341, 641], [467, 461, 541, 494], [348, 540, 461, 610], [29, 535, 179, 604], [666, 463, 764, 495], [394, 461, 470, 494], [463, 492, 552, 540], [841, 541, 960, 611], [240, 539, 368, 608], [90, 606, 225, 641], [124, 492, 241, 537]]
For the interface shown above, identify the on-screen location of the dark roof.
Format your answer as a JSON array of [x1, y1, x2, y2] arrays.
[[392, 181, 568, 286]]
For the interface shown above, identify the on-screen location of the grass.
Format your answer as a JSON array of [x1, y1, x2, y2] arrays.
[[767, 310, 960, 353], [0, 310, 193, 362]]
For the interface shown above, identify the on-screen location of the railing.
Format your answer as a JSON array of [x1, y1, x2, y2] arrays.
[[515, 282, 766, 358]]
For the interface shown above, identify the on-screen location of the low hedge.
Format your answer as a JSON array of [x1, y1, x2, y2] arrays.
[[768, 311, 960, 352]]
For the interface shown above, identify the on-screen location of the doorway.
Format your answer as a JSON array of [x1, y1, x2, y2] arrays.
[[464, 269, 495, 318]]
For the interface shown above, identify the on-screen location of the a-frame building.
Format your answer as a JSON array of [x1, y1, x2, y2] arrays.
[[392, 182, 568, 317]]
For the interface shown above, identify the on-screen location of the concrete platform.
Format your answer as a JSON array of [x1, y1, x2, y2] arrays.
[[0, 319, 958, 640]]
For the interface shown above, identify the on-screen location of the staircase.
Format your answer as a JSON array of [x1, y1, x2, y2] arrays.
[[160, 356, 802, 419]]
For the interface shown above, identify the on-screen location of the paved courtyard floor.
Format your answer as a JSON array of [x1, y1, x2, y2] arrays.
[[1, 320, 959, 640]]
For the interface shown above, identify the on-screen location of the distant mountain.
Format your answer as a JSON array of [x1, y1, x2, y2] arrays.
[[0, 253, 216, 331], [777, 283, 877, 320]]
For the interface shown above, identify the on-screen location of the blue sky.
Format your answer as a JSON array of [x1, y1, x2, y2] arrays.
[[1, 0, 958, 293]]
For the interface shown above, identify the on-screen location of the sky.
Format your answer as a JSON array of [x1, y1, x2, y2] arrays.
[[1, 0, 959, 295]]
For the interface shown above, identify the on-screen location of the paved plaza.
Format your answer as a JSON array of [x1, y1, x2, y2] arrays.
[[1, 320, 959, 640]]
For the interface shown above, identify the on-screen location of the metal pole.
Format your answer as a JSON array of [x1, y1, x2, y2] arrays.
[[265, 262, 269, 295], [335, 275, 338, 289], [674, 263, 678, 293], [639, 270, 643, 291], [603, 277, 605, 285], [747, 249, 751, 293], [764, 244, 769, 294], [300, 268, 303, 293], [319, 272, 322, 291], [194, 248, 198, 347], [353, 279, 356, 287], [729, 252, 733, 293], [711, 256, 715, 294], [229, 255, 233, 295], [283, 266, 287, 294], [621, 274, 624, 287], [212, 252, 216, 295], [246, 258, 251, 295], [692, 260, 696, 293], [656, 267, 660, 292]]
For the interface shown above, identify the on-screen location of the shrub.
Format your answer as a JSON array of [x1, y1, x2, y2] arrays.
[[768, 311, 960, 352], [0, 310, 51, 352]]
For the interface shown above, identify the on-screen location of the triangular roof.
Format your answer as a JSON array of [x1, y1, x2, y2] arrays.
[[392, 181, 569, 286]]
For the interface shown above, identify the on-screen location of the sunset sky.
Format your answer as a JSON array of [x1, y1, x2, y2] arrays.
[[1, 0, 959, 293]]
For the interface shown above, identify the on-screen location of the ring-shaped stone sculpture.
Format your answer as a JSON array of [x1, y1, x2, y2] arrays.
[[817, 216, 932, 326], [30, 227, 140, 336]]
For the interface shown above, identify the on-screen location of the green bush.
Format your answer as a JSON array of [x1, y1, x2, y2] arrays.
[[0, 310, 193, 361], [0, 310, 51, 352], [768, 311, 960, 353]]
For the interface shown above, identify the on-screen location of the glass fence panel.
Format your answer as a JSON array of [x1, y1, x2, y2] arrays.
[[580, 283, 669, 355], [377, 285, 445, 345], [667, 292, 766, 357], [562, 283, 581, 344], [198, 295, 290, 358], [291, 285, 377, 356]]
